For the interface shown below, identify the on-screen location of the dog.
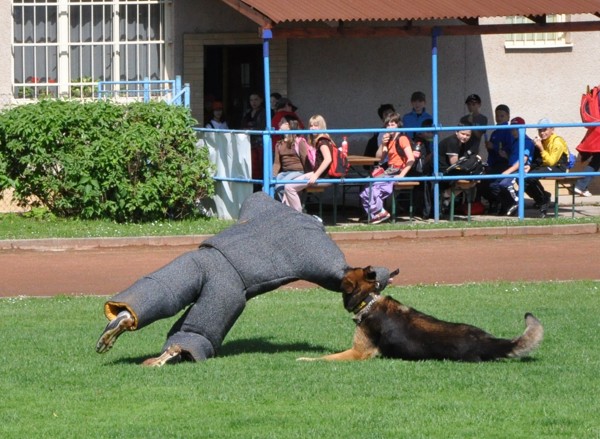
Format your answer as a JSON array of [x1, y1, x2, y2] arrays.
[[298, 266, 543, 362]]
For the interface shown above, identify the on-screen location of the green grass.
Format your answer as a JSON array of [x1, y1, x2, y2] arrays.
[[1, 211, 599, 240], [1, 281, 599, 438]]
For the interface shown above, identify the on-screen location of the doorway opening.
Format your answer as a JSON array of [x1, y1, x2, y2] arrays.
[[204, 45, 264, 128]]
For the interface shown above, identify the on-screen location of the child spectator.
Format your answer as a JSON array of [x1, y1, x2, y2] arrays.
[[205, 101, 229, 129], [360, 112, 415, 224], [282, 115, 332, 212], [459, 94, 488, 156], [402, 91, 432, 139]]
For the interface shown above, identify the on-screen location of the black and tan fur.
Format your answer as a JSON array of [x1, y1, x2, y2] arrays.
[[299, 267, 543, 362]]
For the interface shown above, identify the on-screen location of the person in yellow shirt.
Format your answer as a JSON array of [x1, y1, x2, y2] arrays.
[[525, 118, 570, 217]]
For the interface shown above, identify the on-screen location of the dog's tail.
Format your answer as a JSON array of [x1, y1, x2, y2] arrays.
[[507, 313, 544, 359]]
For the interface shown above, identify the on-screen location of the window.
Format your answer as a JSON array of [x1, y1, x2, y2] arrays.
[[12, 0, 167, 100], [505, 15, 572, 49]]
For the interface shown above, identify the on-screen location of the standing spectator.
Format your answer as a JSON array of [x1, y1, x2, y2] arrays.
[[282, 115, 332, 212], [269, 92, 282, 118], [402, 91, 432, 139], [525, 118, 570, 217], [240, 92, 267, 191], [205, 101, 229, 129], [271, 97, 304, 146], [459, 94, 488, 156], [360, 112, 415, 224]]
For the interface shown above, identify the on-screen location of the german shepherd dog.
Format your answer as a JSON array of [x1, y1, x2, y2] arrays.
[[299, 267, 543, 362]]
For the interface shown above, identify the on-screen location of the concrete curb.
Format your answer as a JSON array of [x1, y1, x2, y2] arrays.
[[1, 223, 598, 250]]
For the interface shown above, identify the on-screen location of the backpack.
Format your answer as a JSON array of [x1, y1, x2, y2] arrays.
[[444, 153, 485, 176], [315, 134, 349, 178]]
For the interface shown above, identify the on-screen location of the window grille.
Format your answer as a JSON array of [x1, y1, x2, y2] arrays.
[[505, 15, 572, 49], [12, 0, 167, 100]]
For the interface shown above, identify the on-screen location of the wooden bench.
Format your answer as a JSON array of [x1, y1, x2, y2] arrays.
[[390, 181, 420, 223], [449, 180, 478, 222], [542, 175, 580, 218]]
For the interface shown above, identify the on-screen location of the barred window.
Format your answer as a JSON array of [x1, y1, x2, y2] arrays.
[[505, 15, 572, 49], [12, 0, 167, 100]]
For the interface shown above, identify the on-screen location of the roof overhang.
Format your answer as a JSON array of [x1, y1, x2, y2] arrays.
[[219, 0, 600, 38]]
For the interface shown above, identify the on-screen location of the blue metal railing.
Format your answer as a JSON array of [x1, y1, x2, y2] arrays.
[[198, 120, 600, 222], [97, 75, 189, 107]]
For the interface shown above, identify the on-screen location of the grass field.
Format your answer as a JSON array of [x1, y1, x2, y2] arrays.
[[1, 281, 599, 438]]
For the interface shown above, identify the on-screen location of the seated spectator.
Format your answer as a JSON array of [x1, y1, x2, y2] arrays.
[[459, 94, 488, 156], [364, 104, 396, 158], [271, 97, 304, 146], [438, 125, 473, 211], [282, 115, 332, 212], [480, 104, 512, 207], [525, 118, 570, 217], [402, 91, 433, 139], [205, 101, 229, 129], [487, 117, 534, 216], [411, 118, 434, 218], [272, 116, 311, 202], [359, 112, 415, 224]]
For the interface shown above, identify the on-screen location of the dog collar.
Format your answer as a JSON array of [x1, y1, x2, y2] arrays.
[[352, 294, 380, 324]]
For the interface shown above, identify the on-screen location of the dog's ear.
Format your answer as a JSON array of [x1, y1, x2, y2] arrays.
[[363, 266, 378, 281]]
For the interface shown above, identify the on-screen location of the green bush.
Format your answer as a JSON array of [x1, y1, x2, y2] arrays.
[[0, 100, 214, 222]]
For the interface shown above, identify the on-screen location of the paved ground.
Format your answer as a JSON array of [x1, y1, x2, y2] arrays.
[[1, 227, 598, 297]]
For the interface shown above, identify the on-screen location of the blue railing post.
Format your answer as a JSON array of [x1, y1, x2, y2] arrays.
[[431, 27, 442, 222], [262, 26, 274, 195]]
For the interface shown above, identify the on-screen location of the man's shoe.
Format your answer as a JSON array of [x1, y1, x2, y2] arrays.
[[96, 311, 134, 353], [539, 204, 548, 219], [368, 209, 391, 224], [507, 185, 519, 202], [142, 345, 183, 367], [506, 203, 518, 217]]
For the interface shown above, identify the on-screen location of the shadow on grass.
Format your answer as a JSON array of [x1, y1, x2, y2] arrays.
[[104, 337, 329, 365]]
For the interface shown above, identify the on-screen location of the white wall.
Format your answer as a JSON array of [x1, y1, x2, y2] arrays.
[[0, 0, 14, 107]]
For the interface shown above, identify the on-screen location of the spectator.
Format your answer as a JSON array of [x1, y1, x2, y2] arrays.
[[459, 94, 488, 156], [95, 191, 395, 366], [402, 91, 432, 139], [411, 118, 435, 218], [282, 114, 332, 212], [240, 92, 267, 190], [205, 101, 229, 129], [488, 117, 534, 216], [438, 125, 473, 210], [269, 92, 282, 117], [574, 152, 600, 197], [480, 104, 512, 208], [271, 97, 304, 146], [272, 116, 311, 202], [360, 112, 415, 224], [525, 118, 570, 217], [364, 104, 396, 158]]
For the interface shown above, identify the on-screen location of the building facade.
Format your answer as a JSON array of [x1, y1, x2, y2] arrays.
[[2, 0, 599, 156]]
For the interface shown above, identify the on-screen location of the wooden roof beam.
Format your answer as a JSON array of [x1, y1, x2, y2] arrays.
[[219, 0, 272, 28], [526, 15, 547, 25]]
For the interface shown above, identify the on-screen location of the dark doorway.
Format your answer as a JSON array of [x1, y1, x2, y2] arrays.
[[204, 45, 264, 128]]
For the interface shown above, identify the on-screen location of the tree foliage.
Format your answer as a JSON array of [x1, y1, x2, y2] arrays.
[[0, 100, 214, 222]]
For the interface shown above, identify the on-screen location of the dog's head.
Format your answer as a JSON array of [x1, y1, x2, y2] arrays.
[[340, 266, 399, 313]]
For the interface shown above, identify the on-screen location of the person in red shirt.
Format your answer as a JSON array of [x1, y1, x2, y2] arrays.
[[271, 97, 304, 146]]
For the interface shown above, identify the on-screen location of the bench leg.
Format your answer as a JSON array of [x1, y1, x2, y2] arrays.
[[554, 180, 559, 219]]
